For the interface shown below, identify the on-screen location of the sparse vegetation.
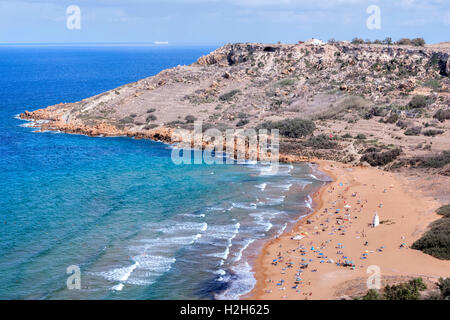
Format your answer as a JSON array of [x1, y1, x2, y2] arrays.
[[317, 96, 368, 120], [395, 38, 425, 47], [303, 134, 338, 149], [236, 118, 249, 127], [361, 148, 401, 166], [185, 115, 197, 123], [433, 109, 450, 122], [412, 204, 450, 260], [409, 151, 450, 168], [146, 114, 157, 122], [185, 94, 215, 105], [119, 116, 134, 124], [341, 133, 352, 139], [383, 278, 427, 300], [404, 126, 422, 136], [408, 95, 431, 109], [437, 205, 450, 218], [423, 129, 444, 137], [424, 79, 442, 91], [144, 124, 158, 130], [276, 78, 296, 87], [361, 278, 427, 300], [351, 38, 364, 45], [380, 113, 399, 124], [219, 89, 241, 101], [257, 118, 315, 138], [437, 278, 450, 299]]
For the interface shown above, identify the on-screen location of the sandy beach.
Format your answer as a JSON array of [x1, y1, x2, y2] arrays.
[[248, 160, 450, 300]]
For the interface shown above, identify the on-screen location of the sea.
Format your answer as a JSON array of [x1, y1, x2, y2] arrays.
[[0, 44, 328, 300]]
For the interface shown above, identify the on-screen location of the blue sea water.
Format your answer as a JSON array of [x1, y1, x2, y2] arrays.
[[0, 45, 326, 300]]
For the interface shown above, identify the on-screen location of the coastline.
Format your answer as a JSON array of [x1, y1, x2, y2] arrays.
[[245, 160, 336, 299], [247, 160, 450, 300]]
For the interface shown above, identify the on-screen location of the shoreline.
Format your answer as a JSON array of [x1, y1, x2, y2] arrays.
[[15, 115, 450, 300], [247, 160, 450, 300], [245, 160, 336, 299]]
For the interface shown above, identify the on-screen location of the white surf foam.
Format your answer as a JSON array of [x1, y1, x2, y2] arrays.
[[231, 202, 257, 210], [215, 262, 256, 300], [256, 183, 267, 191]]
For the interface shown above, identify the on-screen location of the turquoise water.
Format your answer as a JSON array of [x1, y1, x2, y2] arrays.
[[0, 45, 326, 299]]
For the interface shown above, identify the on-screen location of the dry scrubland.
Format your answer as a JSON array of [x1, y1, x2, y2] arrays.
[[21, 41, 450, 177]]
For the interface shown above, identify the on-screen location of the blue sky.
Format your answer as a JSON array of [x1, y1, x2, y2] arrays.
[[0, 0, 448, 44]]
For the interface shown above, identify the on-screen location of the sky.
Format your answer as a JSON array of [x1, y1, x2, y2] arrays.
[[0, 0, 448, 45]]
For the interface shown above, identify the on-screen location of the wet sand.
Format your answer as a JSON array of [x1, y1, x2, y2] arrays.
[[248, 160, 450, 300]]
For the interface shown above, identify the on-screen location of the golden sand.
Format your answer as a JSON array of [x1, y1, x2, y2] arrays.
[[248, 160, 450, 300]]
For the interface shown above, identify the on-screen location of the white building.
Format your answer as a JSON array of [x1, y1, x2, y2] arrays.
[[372, 212, 380, 227], [306, 38, 325, 45]]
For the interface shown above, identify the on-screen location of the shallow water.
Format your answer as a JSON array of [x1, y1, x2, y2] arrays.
[[0, 45, 326, 299]]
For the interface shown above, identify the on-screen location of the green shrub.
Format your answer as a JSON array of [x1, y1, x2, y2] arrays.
[[236, 118, 249, 127], [408, 95, 431, 109], [119, 116, 134, 124], [185, 94, 215, 105], [411, 151, 450, 168], [396, 38, 412, 45], [423, 129, 444, 137], [412, 38, 426, 46], [404, 126, 422, 136], [424, 79, 442, 91], [146, 114, 157, 122], [365, 106, 388, 119], [303, 134, 338, 149], [219, 89, 241, 101], [144, 124, 158, 130], [257, 118, 315, 138], [317, 96, 368, 120], [438, 278, 450, 298], [437, 205, 450, 218], [276, 78, 296, 87], [147, 108, 156, 113], [355, 133, 367, 140], [433, 109, 450, 122], [351, 37, 364, 44], [185, 115, 197, 123], [361, 278, 427, 300], [381, 113, 399, 124], [342, 133, 353, 139], [361, 148, 402, 166], [412, 217, 450, 260], [396, 38, 425, 46], [396, 120, 409, 129], [362, 289, 382, 300], [384, 278, 426, 300]]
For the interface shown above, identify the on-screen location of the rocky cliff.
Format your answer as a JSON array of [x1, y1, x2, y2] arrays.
[[20, 42, 450, 169]]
